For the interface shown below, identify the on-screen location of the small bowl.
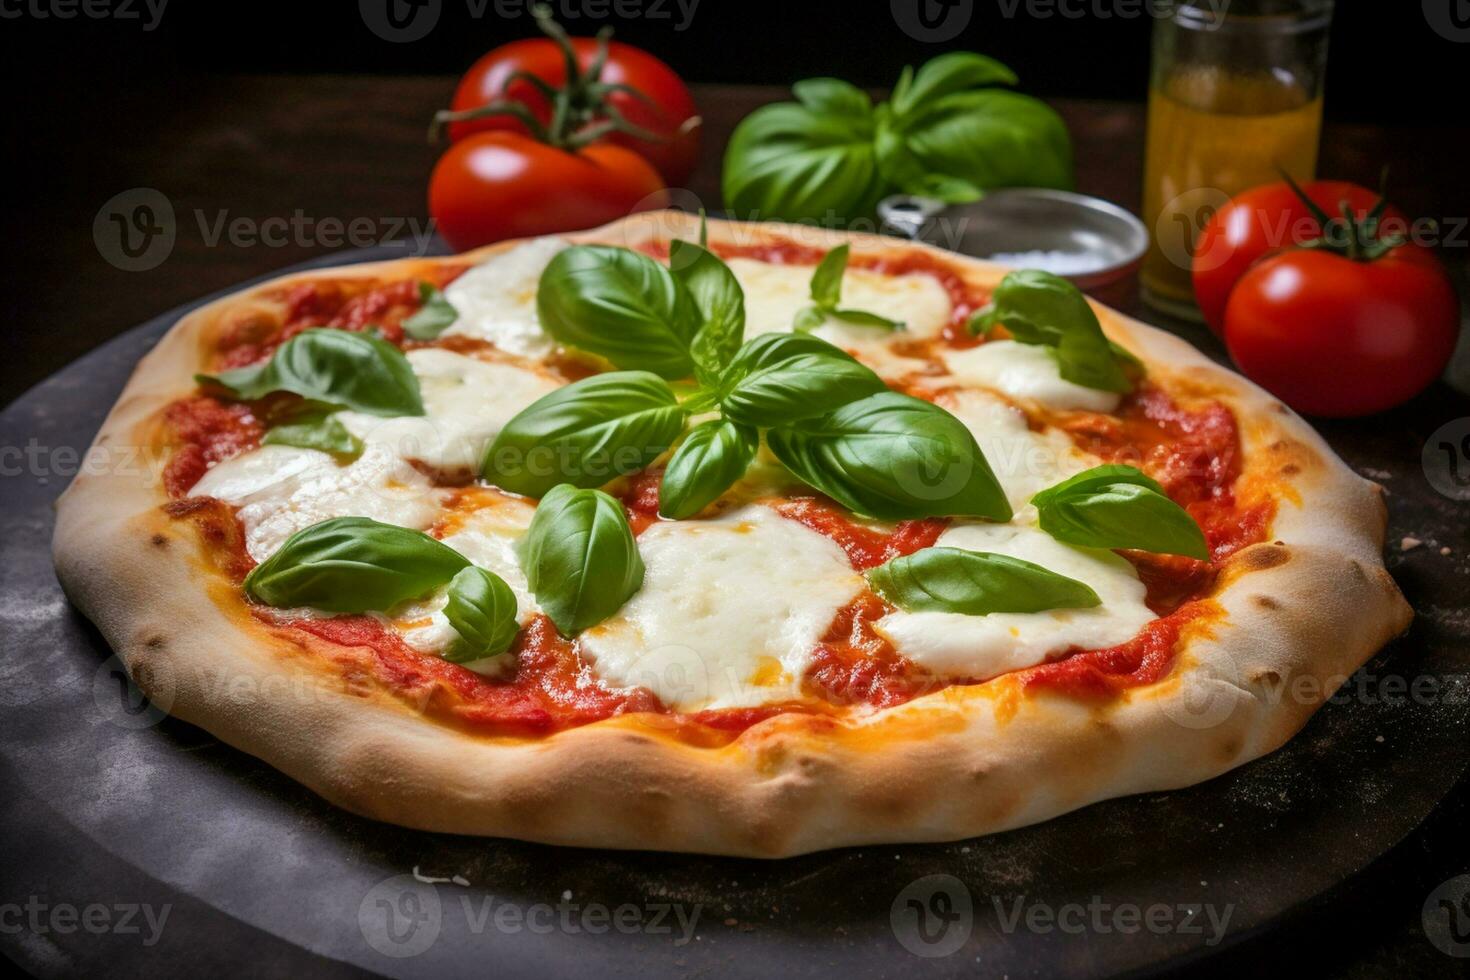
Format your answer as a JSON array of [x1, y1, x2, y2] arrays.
[[878, 189, 1149, 295]]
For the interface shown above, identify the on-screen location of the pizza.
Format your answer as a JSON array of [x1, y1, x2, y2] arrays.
[[53, 211, 1411, 857]]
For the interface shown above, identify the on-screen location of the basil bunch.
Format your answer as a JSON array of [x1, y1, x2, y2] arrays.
[[199, 328, 425, 462], [1031, 465, 1210, 560], [723, 53, 1073, 225], [968, 270, 1141, 394], [867, 547, 1100, 616], [510, 238, 1012, 523]]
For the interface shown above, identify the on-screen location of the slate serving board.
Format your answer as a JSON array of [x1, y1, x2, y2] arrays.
[[3, 243, 1468, 979]]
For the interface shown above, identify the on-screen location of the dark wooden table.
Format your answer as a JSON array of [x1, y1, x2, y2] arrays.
[[5, 77, 1470, 979]]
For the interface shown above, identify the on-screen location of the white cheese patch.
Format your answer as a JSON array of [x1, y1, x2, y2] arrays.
[[577, 506, 865, 710], [442, 237, 568, 357], [941, 340, 1122, 413], [389, 493, 539, 675], [937, 388, 1101, 510], [338, 348, 560, 475], [727, 257, 953, 346], [877, 518, 1154, 681], [189, 442, 445, 562]]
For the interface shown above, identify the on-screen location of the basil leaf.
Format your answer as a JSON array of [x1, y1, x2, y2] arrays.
[[723, 332, 858, 384], [867, 547, 1100, 616], [796, 245, 903, 332], [244, 516, 468, 613], [721, 352, 886, 428], [658, 419, 759, 520], [767, 391, 1012, 521], [888, 53, 1018, 119], [402, 282, 459, 340], [536, 245, 700, 380], [261, 412, 364, 460], [668, 238, 745, 387], [793, 78, 874, 120], [1032, 465, 1209, 560], [484, 371, 686, 498], [722, 101, 888, 225], [441, 566, 520, 662], [517, 484, 644, 635], [1029, 464, 1165, 511], [970, 270, 1135, 393], [809, 245, 850, 309], [198, 328, 424, 417], [880, 88, 1074, 199]]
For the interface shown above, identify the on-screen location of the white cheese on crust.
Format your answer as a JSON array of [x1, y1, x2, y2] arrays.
[[442, 237, 568, 357], [877, 517, 1154, 681], [727, 257, 952, 344], [941, 340, 1122, 413], [577, 506, 865, 711], [189, 442, 445, 562], [339, 348, 559, 475]]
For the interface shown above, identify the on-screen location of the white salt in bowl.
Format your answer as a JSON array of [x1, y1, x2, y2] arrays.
[[878, 189, 1149, 295]]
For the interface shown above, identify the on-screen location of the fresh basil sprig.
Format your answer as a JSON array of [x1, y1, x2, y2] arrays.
[[536, 245, 700, 379], [794, 245, 903, 332], [198, 328, 425, 417], [658, 419, 759, 520], [244, 516, 469, 613], [723, 53, 1072, 224], [402, 282, 459, 340], [484, 371, 686, 499], [1031, 464, 1210, 560], [441, 565, 521, 662], [518, 484, 644, 635], [968, 270, 1138, 394], [767, 391, 1013, 521], [720, 348, 886, 427], [668, 237, 745, 386], [260, 411, 364, 460], [867, 547, 1101, 615]]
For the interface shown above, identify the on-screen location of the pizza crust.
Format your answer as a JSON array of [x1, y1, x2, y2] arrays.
[[53, 211, 1411, 856]]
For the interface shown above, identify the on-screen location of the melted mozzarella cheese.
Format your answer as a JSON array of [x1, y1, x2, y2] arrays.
[[877, 518, 1154, 680], [442, 237, 567, 356], [937, 388, 1100, 509], [190, 442, 445, 562], [941, 340, 1122, 413], [339, 348, 559, 475], [727, 258, 953, 345], [577, 506, 864, 710], [389, 493, 539, 674]]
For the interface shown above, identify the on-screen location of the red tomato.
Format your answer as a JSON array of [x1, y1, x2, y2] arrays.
[[447, 37, 700, 186], [1193, 181, 1413, 335], [429, 132, 669, 251], [1223, 246, 1459, 417]]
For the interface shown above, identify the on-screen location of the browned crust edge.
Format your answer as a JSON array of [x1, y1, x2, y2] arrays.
[[52, 211, 1412, 857]]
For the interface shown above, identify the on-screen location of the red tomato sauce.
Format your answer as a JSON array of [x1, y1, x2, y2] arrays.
[[281, 612, 662, 736], [214, 266, 467, 369], [1019, 603, 1202, 698], [161, 397, 262, 497], [770, 497, 947, 570]]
